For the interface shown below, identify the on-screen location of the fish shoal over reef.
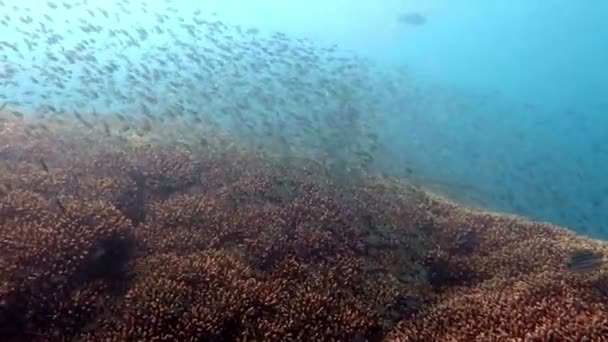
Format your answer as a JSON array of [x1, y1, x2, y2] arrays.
[[0, 0, 607, 341], [1, 0, 388, 176]]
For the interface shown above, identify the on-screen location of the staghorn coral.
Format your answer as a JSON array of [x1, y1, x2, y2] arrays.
[[387, 198, 608, 341], [0, 190, 133, 340], [0, 117, 607, 341]]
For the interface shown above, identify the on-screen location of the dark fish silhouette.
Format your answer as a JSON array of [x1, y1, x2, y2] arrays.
[[566, 250, 603, 273], [103, 122, 111, 136], [10, 110, 23, 118], [37, 157, 49, 172], [397, 12, 427, 26], [50, 197, 67, 215]]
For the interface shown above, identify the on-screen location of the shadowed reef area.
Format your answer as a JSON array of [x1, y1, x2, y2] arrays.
[[0, 113, 607, 341]]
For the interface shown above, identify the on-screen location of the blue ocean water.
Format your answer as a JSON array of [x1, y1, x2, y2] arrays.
[[1, 0, 607, 238], [210, 0, 608, 238]]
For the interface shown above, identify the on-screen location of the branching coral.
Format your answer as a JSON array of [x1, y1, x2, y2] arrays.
[[0, 118, 607, 341], [386, 199, 608, 341], [0, 190, 133, 339]]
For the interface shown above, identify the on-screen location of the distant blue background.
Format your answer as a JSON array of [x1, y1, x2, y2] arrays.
[[209, 0, 608, 238], [1, 0, 607, 238]]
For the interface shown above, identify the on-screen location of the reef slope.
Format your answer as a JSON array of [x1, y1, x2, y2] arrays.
[[0, 115, 606, 341]]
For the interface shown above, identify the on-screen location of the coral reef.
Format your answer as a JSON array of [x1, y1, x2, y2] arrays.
[[0, 114, 607, 341], [387, 198, 608, 341]]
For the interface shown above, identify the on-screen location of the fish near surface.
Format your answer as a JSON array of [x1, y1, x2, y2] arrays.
[[397, 12, 427, 26]]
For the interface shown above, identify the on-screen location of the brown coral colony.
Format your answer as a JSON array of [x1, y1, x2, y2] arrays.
[[0, 113, 607, 342]]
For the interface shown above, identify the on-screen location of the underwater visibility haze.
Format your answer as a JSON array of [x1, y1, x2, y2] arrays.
[[1, 0, 608, 340]]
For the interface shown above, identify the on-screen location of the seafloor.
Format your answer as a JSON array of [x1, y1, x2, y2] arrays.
[[0, 113, 607, 341]]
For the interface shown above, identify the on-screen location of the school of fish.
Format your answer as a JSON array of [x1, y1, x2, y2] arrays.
[[0, 0, 404, 179]]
